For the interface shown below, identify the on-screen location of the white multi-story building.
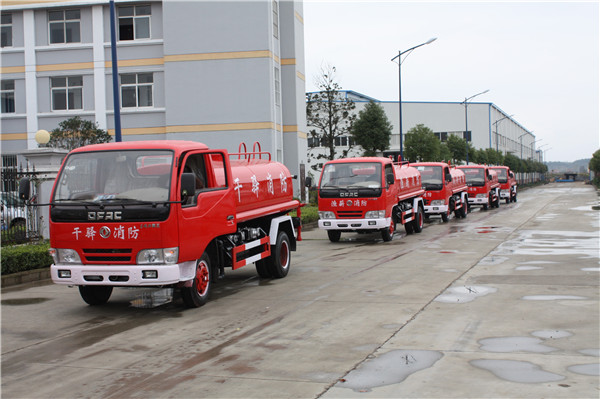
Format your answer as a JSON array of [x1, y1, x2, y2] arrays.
[[0, 0, 307, 188], [307, 90, 537, 172]]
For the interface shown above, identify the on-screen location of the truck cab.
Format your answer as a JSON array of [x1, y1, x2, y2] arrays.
[[317, 157, 424, 242], [457, 165, 500, 210], [490, 166, 517, 203], [413, 162, 469, 221]]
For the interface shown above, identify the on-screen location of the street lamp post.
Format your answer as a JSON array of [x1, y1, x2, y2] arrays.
[[518, 132, 529, 160], [391, 37, 437, 161], [462, 89, 489, 164], [493, 114, 514, 152]]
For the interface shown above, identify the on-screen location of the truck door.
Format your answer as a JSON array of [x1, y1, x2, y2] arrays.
[[179, 151, 236, 262]]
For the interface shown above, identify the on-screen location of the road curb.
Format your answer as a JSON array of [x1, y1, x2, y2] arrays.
[[2, 268, 51, 288]]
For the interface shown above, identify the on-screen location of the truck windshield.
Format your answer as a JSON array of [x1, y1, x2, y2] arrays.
[[461, 168, 486, 187], [416, 165, 443, 190], [320, 162, 381, 188], [492, 168, 508, 183], [53, 150, 174, 203]]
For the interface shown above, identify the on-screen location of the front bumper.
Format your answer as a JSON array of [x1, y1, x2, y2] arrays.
[[424, 205, 448, 214], [468, 197, 488, 205], [318, 217, 390, 231], [51, 261, 196, 286], [500, 190, 510, 198]]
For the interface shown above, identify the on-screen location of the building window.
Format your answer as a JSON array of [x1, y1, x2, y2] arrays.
[[121, 73, 153, 108], [49, 9, 81, 44], [118, 5, 151, 41], [272, 1, 278, 39], [51, 76, 83, 111], [1, 80, 15, 113], [274, 67, 280, 107], [308, 136, 320, 148], [1, 13, 12, 47]]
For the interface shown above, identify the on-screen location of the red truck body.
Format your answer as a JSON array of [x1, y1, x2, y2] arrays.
[[317, 157, 425, 242], [490, 166, 518, 203], [38, 140, 300, 308], [456, 164, 501, 210], [413, 162, 469, 221]]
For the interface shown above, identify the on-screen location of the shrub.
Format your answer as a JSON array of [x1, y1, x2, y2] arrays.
[[291, 205, 319, 225], [1, 242, 52, 275]]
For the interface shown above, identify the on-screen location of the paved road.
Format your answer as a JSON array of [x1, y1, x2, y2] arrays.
[[2, 182, 598, 398]]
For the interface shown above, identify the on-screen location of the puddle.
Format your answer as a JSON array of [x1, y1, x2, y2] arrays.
[[493, 230, 599, 259], [478, 256, 508, 266], [435, 286, 497, 304], [442, 268, 459, 273], [567, 363, 600, 376], [478, 337, 557, 353], [518, 260, 558, 265], [1, 298, 51, 305], [515, 266, 543, 271], [581, 267, 600, 272], [522, 295, 587, 301], [470, 359, 565, 383], [579, 349, 600, 357], [531, 330, 572, 339], [336, 350, 443, 392], [535, 213, 558, 220], [130, 288, 173, 308]]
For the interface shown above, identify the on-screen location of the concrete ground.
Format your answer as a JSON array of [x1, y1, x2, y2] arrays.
[[1, 182, 598, 398]]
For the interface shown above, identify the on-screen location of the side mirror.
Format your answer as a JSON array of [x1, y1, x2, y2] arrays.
[[386, 173, 395, 185], [488, 174, 492, 181], [181, 173, 196, 202], [18, 177, 30, 201], [305, 176, 312, 188], [445, 174, 452, 183]]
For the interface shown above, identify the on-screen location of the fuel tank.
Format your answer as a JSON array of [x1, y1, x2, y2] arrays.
[[393, 163, 423, 200]]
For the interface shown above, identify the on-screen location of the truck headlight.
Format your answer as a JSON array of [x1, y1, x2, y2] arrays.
[[430, 200, 445, 206], [319, 211, 335, 219], [50, 248, 82, 264], [476, 194, 487, 199], [137, 247, 179, 265], [365, 210, 385, 219]]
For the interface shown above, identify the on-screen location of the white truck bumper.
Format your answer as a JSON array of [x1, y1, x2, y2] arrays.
[[319, 217, 390, 231], [468, 197, 488, 205], [500, 190, 510, 198], [51, 261, 196, 286], [424, 205, 449, 214]]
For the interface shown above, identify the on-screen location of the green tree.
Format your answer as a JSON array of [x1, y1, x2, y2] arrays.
[[589, 149, 600, 175], [439, 143, 452, 163], [471, 148, 488, 165], [350, 101, 392, 156], [404, 124, 440, 162], [503, 153, 521, 173], [485, 148, 504, 165], [43, 116, 111, 151], [306, 65, 356, 170], [445, 135, 467, 164]]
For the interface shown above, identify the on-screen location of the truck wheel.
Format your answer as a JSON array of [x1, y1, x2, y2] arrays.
[[412, 206, 424, 233], [327, 230, 341, 243], [441, 211, 449, 223], [79, 286, 113, 306], [404, 220, 414, 235], [381, 219, 395, 242], [263, 231, 291, 278], [181, 253, 212, 308], [255, 260, 272, 278], [513, 193, 517, 202], [505, 198, 510, 204]]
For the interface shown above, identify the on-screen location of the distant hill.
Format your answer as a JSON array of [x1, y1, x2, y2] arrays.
[[546, 159, 590, 173]]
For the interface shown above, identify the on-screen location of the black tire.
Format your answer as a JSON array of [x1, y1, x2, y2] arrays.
[[381, 218, 396, 242], [482, 203, 488, 211], [255, 260, 272, 278], [513, 194, 517, 202], [412, 206, 424, 233], [181, 253, 212, 308], [505, 198, 510, 204], [441, 211, 449, 223], [262, 231, 291, 278], [327, 230, 341, 243], [404, 219, 414, 235], [79, 286, 113, 306]]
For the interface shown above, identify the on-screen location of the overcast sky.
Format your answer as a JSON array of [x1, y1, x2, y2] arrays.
[[303, 0, 599, 162]]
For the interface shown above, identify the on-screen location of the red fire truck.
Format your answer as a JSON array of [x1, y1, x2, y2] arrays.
[[456, 164, 500, 210], [316, 157, 425, 242], [20, 141, 301, 308], [412, 162, 469, 221], [490, 166, 517, 203]]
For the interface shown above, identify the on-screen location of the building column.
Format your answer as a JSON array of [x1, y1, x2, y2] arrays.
[[23, 10, 38, 149], [92, 5, 107, 129]]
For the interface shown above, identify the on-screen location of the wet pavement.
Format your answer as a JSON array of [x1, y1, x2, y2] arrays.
[[1, 182, 598, 398]]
